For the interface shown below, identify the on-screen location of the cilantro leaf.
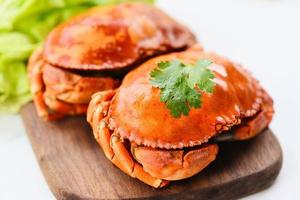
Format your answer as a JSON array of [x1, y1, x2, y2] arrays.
[[150, 59, 215, 118]]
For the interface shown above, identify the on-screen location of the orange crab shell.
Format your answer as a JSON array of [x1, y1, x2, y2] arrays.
[[44, 3, 196, 70], [108, 45, 274, 149]]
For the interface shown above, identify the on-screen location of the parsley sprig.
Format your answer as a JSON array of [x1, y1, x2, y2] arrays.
[[150, 59, 215, 118]]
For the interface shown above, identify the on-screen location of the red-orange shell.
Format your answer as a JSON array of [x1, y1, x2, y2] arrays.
[[44, 3, 196, 70], [109, 45, 271, 149]]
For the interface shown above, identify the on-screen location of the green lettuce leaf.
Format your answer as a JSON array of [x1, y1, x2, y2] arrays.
[[0, 60, 32, 113]]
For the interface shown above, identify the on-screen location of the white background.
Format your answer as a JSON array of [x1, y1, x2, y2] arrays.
[[0, 0, 299, 199]]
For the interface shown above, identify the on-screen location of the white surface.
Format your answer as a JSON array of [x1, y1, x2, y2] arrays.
[[0, 0, 299, 199]]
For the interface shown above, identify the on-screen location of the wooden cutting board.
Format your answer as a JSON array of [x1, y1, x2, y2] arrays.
[[21, 103, 282, 200]]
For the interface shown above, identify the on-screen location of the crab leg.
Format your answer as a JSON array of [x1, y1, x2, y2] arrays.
[[215, 92, 274, 142], [28, 48, 64, 120], [87, 90, 116, 133], [231, 90, 273, 140], [233, 111, 271, 140], [88, 90, 169, 188], [87, 91, 116, 159], [28, 47, 120, 120], [43, 93, 88, 116], [42, 64, 120, 105], [110, 134, 168, 188]]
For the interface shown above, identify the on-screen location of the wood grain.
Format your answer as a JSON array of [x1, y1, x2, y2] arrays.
[[21, 103, 282, 200]]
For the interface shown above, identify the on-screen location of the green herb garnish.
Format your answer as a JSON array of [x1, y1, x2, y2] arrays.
[[150, 59, 215, 118]]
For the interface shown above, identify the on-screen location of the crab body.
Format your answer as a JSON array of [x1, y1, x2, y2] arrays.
[[28, 3, 196, 120], [87, 45, 274, 188]]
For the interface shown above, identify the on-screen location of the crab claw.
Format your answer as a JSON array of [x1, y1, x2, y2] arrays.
[[214, 88, 274, 142], [131, 144, 218, 180], [28, 48, 119, 121]]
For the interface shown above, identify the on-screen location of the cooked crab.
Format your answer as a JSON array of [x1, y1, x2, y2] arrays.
[[87, 45, 274, 188], [28, 2, 196, 120]]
